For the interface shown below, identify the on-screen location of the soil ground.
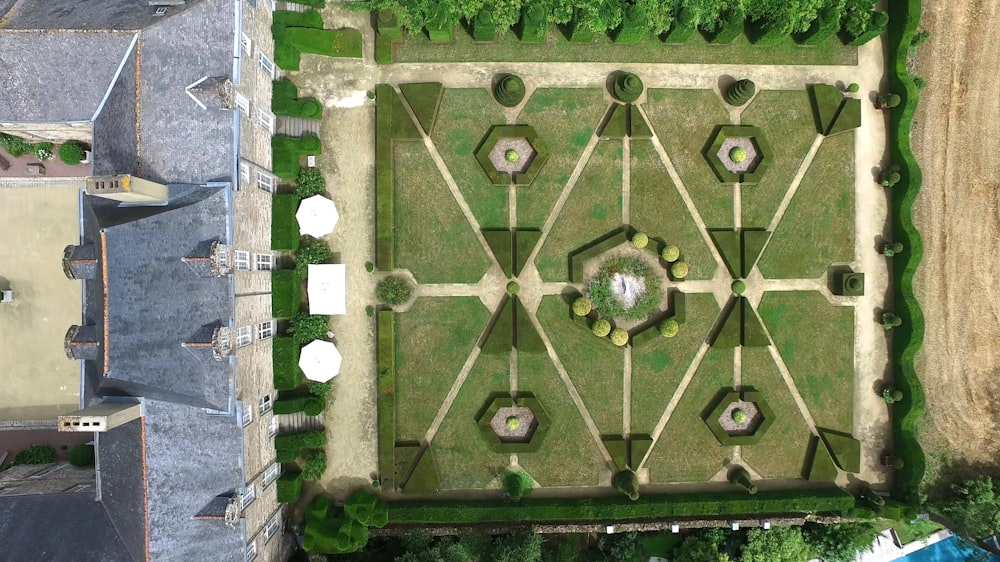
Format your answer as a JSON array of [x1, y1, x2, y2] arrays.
[[910, 0, 1000, 490]]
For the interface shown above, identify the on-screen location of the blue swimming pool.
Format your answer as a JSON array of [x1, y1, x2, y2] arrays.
[[897, 535, 1000, 562]]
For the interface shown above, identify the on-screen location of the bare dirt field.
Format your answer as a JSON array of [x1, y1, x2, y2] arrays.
[[911, 0, 1000, 490]]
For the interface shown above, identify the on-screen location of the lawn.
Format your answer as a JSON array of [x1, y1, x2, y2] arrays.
[[517, 88, 609, 229], [739, 347, 813, 479], [757, 133, 855, 279], [393, 142, 492, 283], [629, 140, 717, 281], [644, 348, 733, 482], [534, 140, 623, 282], [740, 90, 819, 230], [517, 350, 608, 487], [431, 352, 510, 490], [630, 293, 719, 434], [430, 88, 510, 230], [394, 297, 491, 442], [642, 89, 733, 229], [535, 295, 624, 436], [757, 291, 855, 434], [390, 27, 856, 66]]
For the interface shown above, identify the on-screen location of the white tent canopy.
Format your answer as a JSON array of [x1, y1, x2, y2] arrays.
[[296, 195, 339, 238], [298, 340, 342, 382], [308, 263, 347, 315]]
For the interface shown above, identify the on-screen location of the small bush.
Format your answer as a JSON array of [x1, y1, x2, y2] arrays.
[[848, 83, 860, 93], [671, 261, 689, 279], [68, 444, 95, 467], [289, 313, 331, 344], [732, 409, 747, 424], [882, 241, 904, 256], [274, 396, 325, 416], [913, 76, 926, 90], [572, 297, 593, 317], [506, 281, 519, 295], [610, 328, 629, 347], [0, 133, 53, 160], [277, 471, 305, 503], [376, 276, 412, 306], [731, 280, 746, 295], [658, 318, 679, 338], [612, 72, 644, 103], [295, 238, 334, 277], [303, 450, 328, 481], [613, 469, 640, 501], [296, 167, 326, 198], [729, 467, 758, 495], [592, 319, 612, 337], [725, 79, 756, 106], [881, 170, 901, 187], [661, 245, 680, 262], [502, 469, 533, 501], [631, 232, 648, 249], [11, 444, 57, 466], [878, 93, 901, 109], [729, 147, 747, 163], [58, 141, 85, 165], [882, 312, 902, 330], [308, 380, 334, 398], [882, 386, 904, 404]]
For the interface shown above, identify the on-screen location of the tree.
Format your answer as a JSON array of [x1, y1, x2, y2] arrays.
[[672, 529, 730, 562], [58, 141, 85, 165], [303, 450, 328, 481], [573, 297, 593, 317], [489, 530, 544, 562], [741, 526, 811, 562], [878, 93, 901, 109], [592, 318, 612, 337], [881, 241, 904, 256], [882, 311, 902, 330], [803, 522, 880, 562], [296, 238, 334, 276], [501, 469, 533, 502], [289, 312, 331, 344], [934, 476, 1000, 540], [847, 82, 860, 93], [296, 167, 327, 198], [725, 79, 756, 106], [376, 275, 412, 306], [612, 469, 639, 500], [597, 531, 645, 562]]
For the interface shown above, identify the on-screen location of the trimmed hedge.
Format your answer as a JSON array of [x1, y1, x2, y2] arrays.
[[847, 10, 889, 46], [569, 227, 629, 282], [702, 8, 744, 44], [376, 9, 402, 40], [612, 73, 644, 103], [277, 471, 305, 503], [820, 429, 862, 473], [272, 269, 302, 318], [796, 6, 840, 45], [483, 229, 513, 277], [276, 430, 326, 461], [68, 444, 95, 467], [277, 27, 363, 71], [471, 9, 496, 41], [374, 84, 394, 271], [481, 296, 514, 354], [519, 3, 547, 42], [709, 230, 742, 278], [827, 98, 862, 136], [376, 310, 396, 484], [387, 488, 855, 524], [513, 297, 545, 352], [273, 79, 323, 120], [274, 396, 325, 416], [604, 437, 629, 470], [475, 393, 551, 454], [807, 437, 839, 482], [273, 135, 322, 180], [726, 79, 756, 106], [614, 3, 647, 44], [403, 446, 440, 493], [513, 229, 541, 277], [273, 337, 303, 390], [271, 194, 301, 251], [600, 103, 628, 139], [398, 82, 443, 134], [662, 7, 696, 43], [493, 74, 525, 108]]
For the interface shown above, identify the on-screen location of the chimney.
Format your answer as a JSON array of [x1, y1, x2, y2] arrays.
[[58, 402, 142, 433], [62, 244, 98, 280], [86, 175, 168, 204], [64, 325, 100, 360]]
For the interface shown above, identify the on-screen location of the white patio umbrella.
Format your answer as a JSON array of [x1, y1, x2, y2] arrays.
[[298, 339, 342, 382], [296, 195, 339, 238]]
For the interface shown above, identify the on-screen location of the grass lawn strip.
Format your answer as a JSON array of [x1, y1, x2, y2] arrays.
[[758, 291, 854, 434], [517, 351, 608, 487], [429, 88, 510, 229], [394, 297, 491, 442], [536, 295, 624, 435], [535, 140, 623, 282], [739, 90, 818, 229], [645, 348, 733, 483], [393, 142, 491, 283], [629, 140, 717, 281], [631, 293, 719, 434], [391, 28, 856, 65], [757, 133, 855, 279], [430, 352, 511, 490], [643, 89, 733, 229], [517, 88, 610, 229], [739, 348, 814, 479]]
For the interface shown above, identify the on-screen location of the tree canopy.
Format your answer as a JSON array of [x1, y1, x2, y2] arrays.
[[934, 476, 1000, 541]]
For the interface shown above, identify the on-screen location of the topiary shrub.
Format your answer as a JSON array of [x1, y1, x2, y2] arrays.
[[296, 238, 334, 277], [58, 141, 85, 165], [729, 147, 747, 163], [848, 83, 860, 93], [878, 93, 901, 109], [882, 385, 904, 404], [506, 281, 519, 295], [592, 318, 612, 337], [732, 409, 747, 424], [296, 167, 327, 198], [882, 312, 902, 330], [610, 328, 629, 347], [303, 450, 328, 481], [612, 73, 644, 103], [505, 149, 519, 163], [882, 241, 904, 257], [68, 444, 95, 467], [661, 245, 680, 262], [471, 9, 496, 41], [277, 471, 305, 502], [725, 79, 756, 106], [731, 280, 746, 295], [376, 275, 412, 306], [289, 312, 331, 344], [612, 469, 640, 501], [308, 380, 334, 398], [572, 297, 593, 317], [494, 74, 526, 107], [671, 261, 689, 279], [880, 170, 901, 187], [11, 444, 57, 466], [729, 467, 758, 495], [502, 468, 533, 502], [631, 232, 648, 249], [658, 318, 679, 338]]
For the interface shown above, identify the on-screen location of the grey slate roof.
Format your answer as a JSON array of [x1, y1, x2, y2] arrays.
[[93, 48, 139, 177], [0, 0, 207, 30], [0, 493, 132, 562], [99, 416, 149, 562]]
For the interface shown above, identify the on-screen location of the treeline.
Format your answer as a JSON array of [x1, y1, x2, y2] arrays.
[[353, 0, 887, 46]]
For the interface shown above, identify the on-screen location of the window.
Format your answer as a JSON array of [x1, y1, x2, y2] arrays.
[[234, 250, 251, 271], [257, 320, 275, 340], [241, 33, 253, 55], [258, 52, 275, 78], [235, 93, 250, 115], [242, 482, 256, 508], [245, 539, 257, 562], [265, 512, 281, 542], [242, 404, 253, 426], [255, 253, 273, 271], [256, 171, 275, 193], [268, 416, 278, 437], [264, 462, 279, 486], [259, 394, 272, 414], [255, 107, 274, 133], [239, 162, 250, 187], [237, 326, 253, 348]]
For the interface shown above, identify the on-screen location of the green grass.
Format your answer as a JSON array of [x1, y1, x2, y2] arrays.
[[740, 348, 813, 479], [393, 142, 491, 283], [631, 293, 718, 434], [517, 89, 610, 229], [740, 90, 819, 229], [758, 291, 854, 434], [429, 88, 509, 229], [517, 351, 608, 486], [394, 297, 490, 442], [757, 133, 855, 279], [630, 140, 717, 281], [644, 348, 732, 482], [535, 140, 623, 282], [431, 352, 510, 490], [535, 296, 624, 435], [389, 26, 856, 65], [279, 28, 363, 71], [643, 90, 732, 229]]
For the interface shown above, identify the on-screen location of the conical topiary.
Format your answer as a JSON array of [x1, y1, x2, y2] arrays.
[[612, 72, 644, 103], [494, 74, 526, 107], [726, 79, 756, 106]]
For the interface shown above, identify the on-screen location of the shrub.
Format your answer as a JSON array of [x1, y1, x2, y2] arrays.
[[662, 7, 695, 42], [296, 167, 326, 198], [661, 245, 680, 262], [308, 380, 334, 398], [878, 93, 901, 109], [295, 238, 334, 277], [882, 242, 904, 256], [11, 444, 57, 466], [732, 409, 748, 424], [0, 133, 53, 160], [882, 312, 902, 330], [273, 135, 322, 179], [671, 261, 689, 279], [702, 8, 744, 44], [882, 386, 904, 404], [592, 319, 612, 337], [471, 9, 496, 41], [725, 79, 756, 106], [848, 83, 860, 93], [881, 170, 901, 187], [913, 77, 926, 89], [303, 450, 328, 481], [847, 10, 889, 46], [614, 3, 647, 43], [289, 313, 330, 344], [658, 318, 679, 338], [376, 275, 412, 306], [494, 74, 525, 107], [589, 255, 662, 320], [610, 328, 629, 347], [572, 297, 593, 317], [729, 468, 758, 495], [274, 396, 325, 415], [795, 6, 839, 45], [519, 3, 547, 42], [277, 471, 305, 503], [275, 431, 327, 460], [631, 232, 648, 249], [68, 444, 95, 467], [58, 141, 85, 165], [612, 72, 644, 103], [731, 280, 746, 295], [612, 469, 640, 501], [729, 147, 747, 163], [502, 469, 533, 502], [273, 337, 303, 389], [506, 281, 519, 295], [376, 9, 402, 40]]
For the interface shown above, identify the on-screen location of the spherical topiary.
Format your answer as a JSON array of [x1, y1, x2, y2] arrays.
[[661, 245, 680, 262], [732, 409, 747, 424], [572, 297, 593, 317], [882, 386, 904, 404], [612, 72, 644, 103], [592, 318, 612, 337], [68, 444, 95, 467], [494, 74, 526, 107], [58, 141, 85, 165], [725, 79, 756, 106], [731, 280, 746, 295], [847, 83, 860, 93], [506, 281, 520, 295], [506, 416, 521, 430], [658, 318, 679, 338], [631, 232, 648, 249], [729, 147, 747, 163], [881, 170, 901, 187], [879, 93, 901, 108], [610, 328, 629, 347], [376, 275, 412, 306], [505, 149, 520, 163], [303, 397, 324, 416], [301, 99, 323, 119], [671, 261, 689, 279]]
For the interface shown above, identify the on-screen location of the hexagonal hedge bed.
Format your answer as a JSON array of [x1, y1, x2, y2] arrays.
[[474, 125, 549, 186], [704, 125, 773, 185], [703, 389, 775, 446], [475, 392, 551, 453]]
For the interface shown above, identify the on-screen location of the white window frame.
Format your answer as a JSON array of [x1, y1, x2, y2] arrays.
[[256, 171, 275, 193], [268, 416, 278, 437], [255, 107, 275, 133], [245, 539, 257, 562], [239, 161, 251, 186], [259, 394, 272, 414], [264, 462, 279, 487], [236, 326, 253, 348], [235, 92, 250, 116], [242, 482, 257, 508], [257, 320, 275, 340], [265, 511, 281, 542], [241, 33, 253, 56], [255, 253, 273, 271], [234, 250, 251, 271], [242, 404, 253, 426], [258, 52, 275, 78]]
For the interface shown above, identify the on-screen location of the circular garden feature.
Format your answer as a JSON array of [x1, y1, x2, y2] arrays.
[[476, 393, 550, 453], [703, 389, 774, 445], [588, 255, 663, 321], [494, 74, 526, 107], [705, 125, 772, 184], [475, 125, 549, 185], [732, 280, 746, 295], [490, 406, 537, 442], [612, 72, 644, 103]]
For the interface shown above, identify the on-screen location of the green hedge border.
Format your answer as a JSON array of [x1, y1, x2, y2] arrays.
[[376, 310, 396, 485], [473, 124, 549, 186], [474, 392, 551, 454], [703, 389, 774, 446], [704, 125, 773, 185], [375, 84, 395, 271], [885, 0, 926, 506]]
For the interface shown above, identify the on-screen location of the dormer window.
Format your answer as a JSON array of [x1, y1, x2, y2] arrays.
[[234, 251, 251, 271], [236, 326, 252, 348]]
